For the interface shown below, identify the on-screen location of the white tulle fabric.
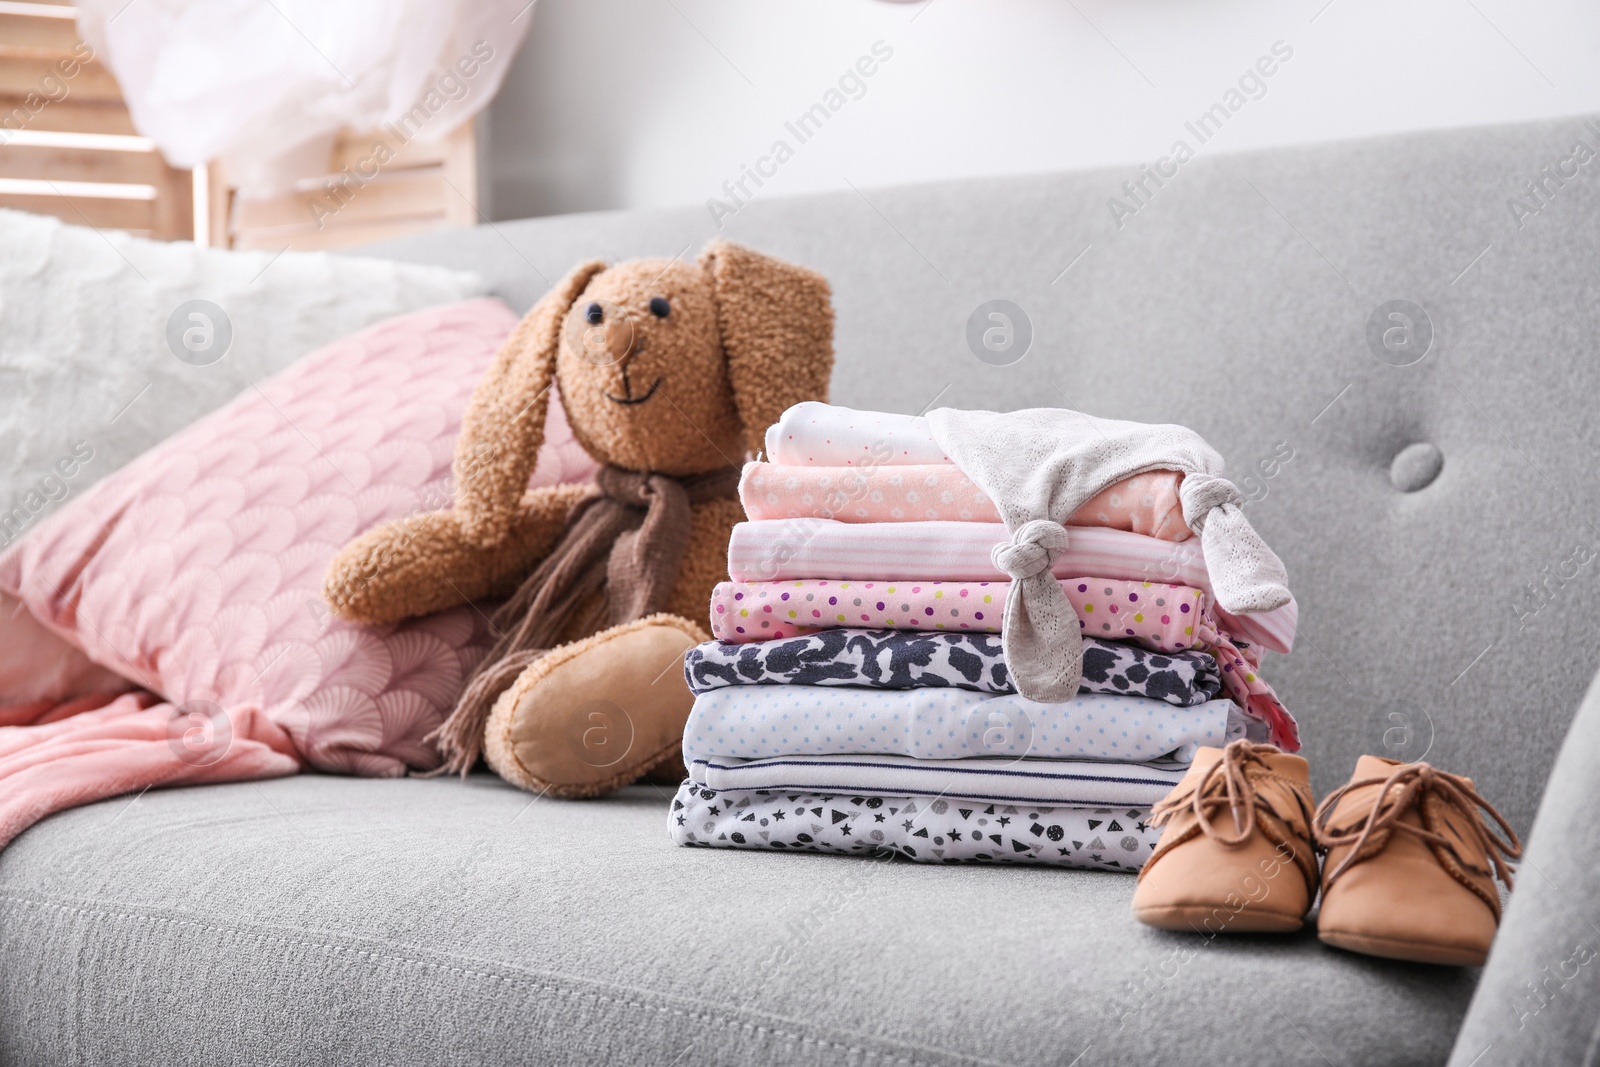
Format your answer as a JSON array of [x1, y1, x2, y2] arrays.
[[75, 0, 532, 196]]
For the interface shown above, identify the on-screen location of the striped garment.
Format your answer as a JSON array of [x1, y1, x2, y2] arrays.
[[687, 752, 1188, 808]]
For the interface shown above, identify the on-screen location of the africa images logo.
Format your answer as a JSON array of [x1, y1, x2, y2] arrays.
[[1505, 120, 1600, 230], [1107, 41, 1294, 229]]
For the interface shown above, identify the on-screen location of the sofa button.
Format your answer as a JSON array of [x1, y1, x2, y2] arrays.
[[1390, 442, 1444, 492]]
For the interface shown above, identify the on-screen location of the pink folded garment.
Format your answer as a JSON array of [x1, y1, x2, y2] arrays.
[[708, 576, 1299, 751], [0, 691, 300, 849], [726, 520, 1295, 653], [739, 462, 1191, 540]]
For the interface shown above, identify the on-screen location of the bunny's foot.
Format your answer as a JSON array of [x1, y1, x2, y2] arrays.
[[482, 613, 705, 797]]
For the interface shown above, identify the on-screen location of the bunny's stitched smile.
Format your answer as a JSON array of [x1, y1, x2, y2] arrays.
[[607, 369, 664, 405]]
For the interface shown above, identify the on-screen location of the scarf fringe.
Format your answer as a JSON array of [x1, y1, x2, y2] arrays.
[[425, 465, 739, 775]]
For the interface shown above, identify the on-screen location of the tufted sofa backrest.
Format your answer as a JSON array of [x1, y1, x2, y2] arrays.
[[364, 113, 1600, 831]]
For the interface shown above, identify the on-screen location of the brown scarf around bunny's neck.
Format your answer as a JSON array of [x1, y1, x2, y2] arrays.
[[427, 464, 740, 775]]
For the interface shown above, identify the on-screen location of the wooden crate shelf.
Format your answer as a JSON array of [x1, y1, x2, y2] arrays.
[[209, 121, 478, 250], [1, 0, 481, 248], [0, 1, 191, 239]]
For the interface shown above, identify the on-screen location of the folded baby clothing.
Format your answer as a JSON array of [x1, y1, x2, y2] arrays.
[[670, 784, 1161, 871], [707, 577, 1297, 750], [670, 402, 1300, 874], [686, 753, 1189, 807], [725, 520, 1296, 652], [712, 576, 1206, 647], [739, 462, 1191, 540], [685, 629, 1223, 705], [682, 686, 1251, 764], [763, 402, 950, 465]]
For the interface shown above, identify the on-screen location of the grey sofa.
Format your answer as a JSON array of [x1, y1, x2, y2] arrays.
[[4, 113, 1600, 1066]]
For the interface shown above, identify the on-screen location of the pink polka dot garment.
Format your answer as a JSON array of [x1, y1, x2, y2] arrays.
[[714, 577, 1204, 648]]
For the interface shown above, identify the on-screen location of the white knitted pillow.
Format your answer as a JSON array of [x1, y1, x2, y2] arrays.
[[0, 208, 484, 551]]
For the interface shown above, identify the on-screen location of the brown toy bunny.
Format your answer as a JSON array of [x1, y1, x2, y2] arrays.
[[323, 239, 833, 797]]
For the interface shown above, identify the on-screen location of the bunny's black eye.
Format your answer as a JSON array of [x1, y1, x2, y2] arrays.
[[585, 302, 603, 325], [649, 296, 670, 318]]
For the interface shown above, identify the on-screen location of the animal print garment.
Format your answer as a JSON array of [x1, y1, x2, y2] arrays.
[[684, 629, 1221, 707], [669, 780, 1159, 872]]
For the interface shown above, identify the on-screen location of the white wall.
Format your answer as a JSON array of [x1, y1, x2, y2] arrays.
[[483, 0, 1600, 221]]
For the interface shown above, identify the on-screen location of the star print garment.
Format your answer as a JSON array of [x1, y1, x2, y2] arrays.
[[682, 689, 1251, 765], [683, 629, 1223, 706], [708, 577, 1299, 752], [670, 781, 1161, 872], [738, 462, 1191, 541]]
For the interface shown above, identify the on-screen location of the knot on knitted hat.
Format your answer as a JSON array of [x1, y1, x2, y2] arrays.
[[990, 519, 1070, 579], [1177, 472, 1245, 535]]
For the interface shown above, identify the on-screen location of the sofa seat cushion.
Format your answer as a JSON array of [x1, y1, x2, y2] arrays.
[[0, 776, 1474, 1066]]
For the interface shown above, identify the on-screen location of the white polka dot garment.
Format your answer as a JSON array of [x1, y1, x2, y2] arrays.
[[681, 686, 1250, 767]]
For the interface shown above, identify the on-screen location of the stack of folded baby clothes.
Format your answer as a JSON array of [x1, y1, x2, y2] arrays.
[[668, 402, 1300, 872]]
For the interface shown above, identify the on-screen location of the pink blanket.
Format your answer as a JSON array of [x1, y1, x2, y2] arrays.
[[0, 691, 300, 848], [709, 576, 1299, 750]]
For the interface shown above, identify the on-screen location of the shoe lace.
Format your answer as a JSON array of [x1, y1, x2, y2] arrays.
[[1152, 739, 1313, 847], [1313, 762, 1523, 890]]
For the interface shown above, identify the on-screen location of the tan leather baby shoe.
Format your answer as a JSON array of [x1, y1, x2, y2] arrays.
[[1313, 756, 1522, 966], [1132, 740, 1320, 933]]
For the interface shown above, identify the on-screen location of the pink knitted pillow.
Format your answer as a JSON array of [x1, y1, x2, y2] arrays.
[[0, 298, 595, 775]]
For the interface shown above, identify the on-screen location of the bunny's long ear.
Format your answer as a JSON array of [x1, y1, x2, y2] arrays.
[[699, 239, 834, 456], [454, 259, 606, 547]]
